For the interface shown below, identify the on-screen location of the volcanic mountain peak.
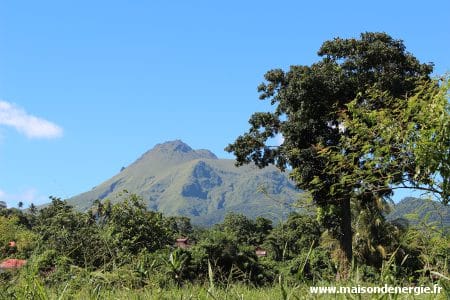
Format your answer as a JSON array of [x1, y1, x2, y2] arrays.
[[137, 140, 218, 162], [153, 140, 194, 153], [67, 140, 299, 225]]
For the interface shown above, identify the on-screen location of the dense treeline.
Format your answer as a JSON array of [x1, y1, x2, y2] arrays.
[[0, 192, 448, 298]]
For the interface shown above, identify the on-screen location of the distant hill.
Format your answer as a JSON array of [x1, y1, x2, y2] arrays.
[[67, 140, 300, 226], [388, 197, 450, 227]]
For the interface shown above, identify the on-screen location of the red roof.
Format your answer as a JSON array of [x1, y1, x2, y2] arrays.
[[0, 259, 27, 269]]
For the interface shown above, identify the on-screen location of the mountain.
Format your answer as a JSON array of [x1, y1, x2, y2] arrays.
[[388, 197, 450, 227], [67, 140, 300, 226]]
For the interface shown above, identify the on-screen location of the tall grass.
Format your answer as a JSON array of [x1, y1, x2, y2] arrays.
[[2, 262, 448, 300], [5, 282, 448, 300]]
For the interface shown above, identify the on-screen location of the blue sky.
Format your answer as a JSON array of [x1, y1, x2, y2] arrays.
[[0, 1, 449, 207]]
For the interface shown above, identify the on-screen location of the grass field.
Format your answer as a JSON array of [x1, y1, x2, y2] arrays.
[[3, 277, 448, 300]]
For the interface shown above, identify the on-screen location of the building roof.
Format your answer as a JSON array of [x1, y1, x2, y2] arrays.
[[0, 259, 27, 269], [255, 246, 267, 257]]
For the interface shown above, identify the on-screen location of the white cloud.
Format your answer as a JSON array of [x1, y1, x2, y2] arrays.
[[0, 100, 63, 139]]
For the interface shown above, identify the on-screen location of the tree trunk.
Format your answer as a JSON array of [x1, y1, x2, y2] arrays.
[[338, 197, 353, 279]]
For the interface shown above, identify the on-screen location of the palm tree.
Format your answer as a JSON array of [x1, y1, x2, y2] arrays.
[[29, 203, 37, 214]]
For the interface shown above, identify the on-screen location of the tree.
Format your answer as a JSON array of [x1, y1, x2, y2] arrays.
[[263, 213, 321, 261], [29, 203, 37, 215], [191, 229, 266, 284], [217, 212, 257, 245], [215, 212, 273, 246], [165, 216, 193, 238], [226, 32, 433, 271], [35, 196, 107, 267], [318, 77, 450, 204], [0, 215, 37, 258], [106, 193, 171, 257]]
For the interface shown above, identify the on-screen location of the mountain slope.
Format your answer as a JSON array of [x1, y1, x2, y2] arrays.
[[388, 197, 450, 227], [67, 140, 300, 225]]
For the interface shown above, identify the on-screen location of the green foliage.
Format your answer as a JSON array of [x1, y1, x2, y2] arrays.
[[29, 250, 73, 286], [105, 192, 171, 258], [0, 191, 449, 298], [226, 32, 434, 267], [216, 212, 272, 246], [165, 216, 193, 238], [0, 215, 37, 259], [163, 248, 193, 285], [319, 77, 450, 205], [34, 196, 107, 268], [189, 227, 273, 286], [263, 213, 321, 261], [289, 247, 336, 282], [0, 206, 34, 228]]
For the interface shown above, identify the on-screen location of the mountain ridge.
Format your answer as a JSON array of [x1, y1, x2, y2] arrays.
[[388, 197, 450, 227], [67, 140, 300, 225]]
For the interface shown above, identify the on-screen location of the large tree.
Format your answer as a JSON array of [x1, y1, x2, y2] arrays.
[[320, 77, 450, 203], [226, 32, 433, 270]]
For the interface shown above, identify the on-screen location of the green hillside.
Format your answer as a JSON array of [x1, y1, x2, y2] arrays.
[[388, 197, 450, 227], [67, 140, 300, 225]]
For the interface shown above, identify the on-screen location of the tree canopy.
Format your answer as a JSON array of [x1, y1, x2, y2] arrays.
[[226, 32, 435, 269], [321, 77, 450, 202]]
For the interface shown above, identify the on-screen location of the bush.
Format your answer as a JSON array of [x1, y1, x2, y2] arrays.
[[288, 248, 335, 282]]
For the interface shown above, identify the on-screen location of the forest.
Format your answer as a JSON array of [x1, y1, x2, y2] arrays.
[[0, 192, 449, 299]]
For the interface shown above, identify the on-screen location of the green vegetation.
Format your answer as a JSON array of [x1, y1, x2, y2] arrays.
[[0, 192, 449, 299], [226, 32, 445, 275]]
